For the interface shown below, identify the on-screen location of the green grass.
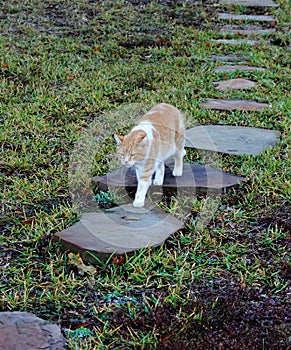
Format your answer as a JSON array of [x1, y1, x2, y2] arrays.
[[0, 0, 290, 349]]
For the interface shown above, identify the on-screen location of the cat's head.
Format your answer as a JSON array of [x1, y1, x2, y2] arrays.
[[114, 130, 147, 167]]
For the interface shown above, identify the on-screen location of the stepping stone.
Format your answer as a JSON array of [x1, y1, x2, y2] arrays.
[[201, 99, 269, 111], [92, 161, 245, 194], [0, 312, 65, 350], [213, 78, 256, 90], [55, 205, 184, 261], [215, 65, 266, 72], [185, 125, 281, 155], [218, 0, 278, 7], [219, 25, 276, 35], [217, 13, 276, 23], [215, 39, 260, 45], [210, 54, 249, 62]]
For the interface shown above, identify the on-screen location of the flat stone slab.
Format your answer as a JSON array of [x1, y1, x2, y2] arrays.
[[219, 25, 276, 35], [215, 39, 260, 45], [201, 99, 269, 111], [185, 125, 281, 155], [210, 54, 249, 62], [215, 65, 266, 72], [92, 161, 245, 193], [0, 312, 65, 350], [217, 13, 276, 23], [55, 205, 184, 261], [218, 0, 278, 7], [213, 78, 256, 90]]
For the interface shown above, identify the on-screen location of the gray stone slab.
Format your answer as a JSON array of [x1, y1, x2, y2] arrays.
[[201, 99, 269, 111], [219, 25, 276, 35], [218, 0, 278, 7], [185, 125, 281, 155], [210, 54, 249, 62], [213, 78, 256, 91], [92, 161, 245, 193], [0, 312, 65, 350], [215, 65, 266, 72], [217, 13, 276, 22], [215, 39, 260, 45], [55, 205, 184, 261]]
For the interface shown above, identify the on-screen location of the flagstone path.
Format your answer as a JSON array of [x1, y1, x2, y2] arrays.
[[214, 65, 266, 72], [213, 78, 256, 91], [185, 126, 280, 156], [201, 99, 269, 111], [219, 25, 276, 35], [56, 0, 281, 261], [217, 13, 276, 23], [218, 0, 278, 7], [2, 0, 283, 348], [215, 39, 260, 45], [56, 205, 184, 262], [0, 312, 65, 350]]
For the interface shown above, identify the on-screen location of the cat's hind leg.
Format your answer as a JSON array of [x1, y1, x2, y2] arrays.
[[153, 162, 165, 186], [172, 149, 185, 177]]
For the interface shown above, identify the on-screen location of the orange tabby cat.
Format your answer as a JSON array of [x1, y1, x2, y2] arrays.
[[114, 103, 185, 207]]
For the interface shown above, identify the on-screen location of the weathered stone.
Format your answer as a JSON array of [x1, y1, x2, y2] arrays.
[[215, 65, 266, 72], [185, 125, 281, 155], [0, 312, 65, 350], [210, 54, 249, 62], [201, 99, 269, 111], [218, 0, 278, 7], [219, 25, 276, 35], [92, 161, 245, 193], [213, 78, 256, 91], [55, 205, 184, 261], [215, 39, 260, 45], [217, 13, 276, 23]]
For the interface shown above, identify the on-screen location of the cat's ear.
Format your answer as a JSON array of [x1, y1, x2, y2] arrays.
[[114, 134, 124, 145], [136, 130, 146, 144]]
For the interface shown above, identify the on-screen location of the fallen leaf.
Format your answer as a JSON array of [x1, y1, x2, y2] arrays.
[[112, 255, 125, 266], [121, 215, 141, 221], [20, 217, 35, 225], [68, 252, 96, 274]]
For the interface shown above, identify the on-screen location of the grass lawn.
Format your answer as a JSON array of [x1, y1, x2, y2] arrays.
[[0, 0, 290, 349]]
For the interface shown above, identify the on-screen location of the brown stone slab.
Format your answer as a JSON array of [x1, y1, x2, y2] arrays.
[[55, 205, 184, 261], [201, 99, 269, 111], [0, 312, 65, 350], [185, 125, 281, 156], [92, 161, 245, 193], [215, 39, 260, 45], [218, 0, 278, 7], [215, 65, 266, 72], [217, 13, 276, 22], [213, 78, 256, 91]]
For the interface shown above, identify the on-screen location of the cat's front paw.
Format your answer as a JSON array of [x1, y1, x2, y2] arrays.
[[172, 169, 183, 177], [133, 200, 145, 208], [153, 179, 163, 186]]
